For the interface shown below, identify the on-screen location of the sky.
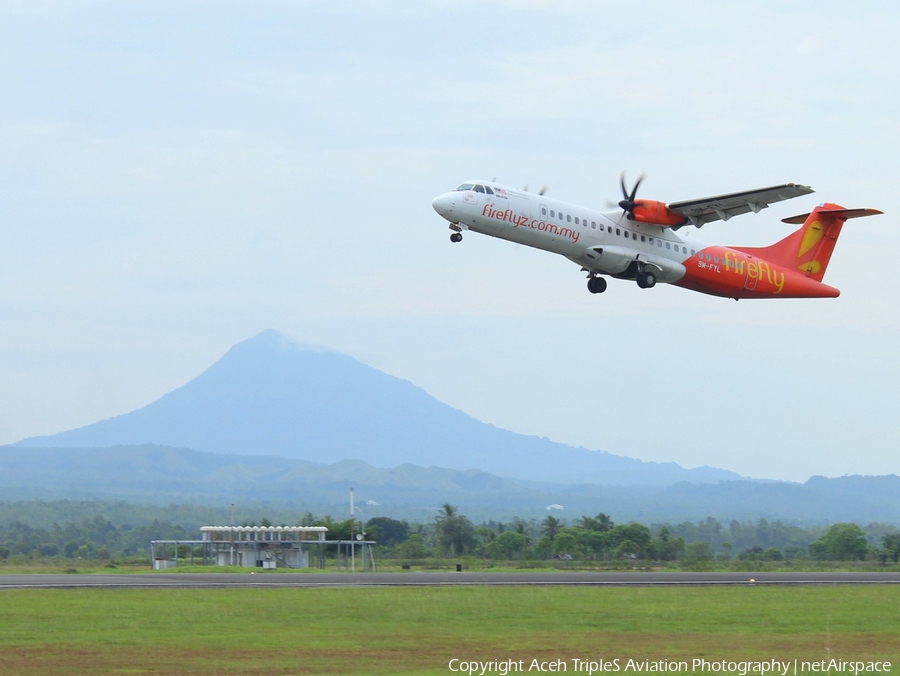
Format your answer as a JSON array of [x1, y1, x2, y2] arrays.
[[1, 1, 898, 483]]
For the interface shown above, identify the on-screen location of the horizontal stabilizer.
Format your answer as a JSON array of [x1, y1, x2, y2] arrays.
[[782, 208, 883, 225]]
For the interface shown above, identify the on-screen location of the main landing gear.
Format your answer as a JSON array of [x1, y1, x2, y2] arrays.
[[587, 276, 608, 294], [636, 269, 657, 289]]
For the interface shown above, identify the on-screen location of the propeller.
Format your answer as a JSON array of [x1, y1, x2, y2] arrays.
[[618, 172, 646, 220]]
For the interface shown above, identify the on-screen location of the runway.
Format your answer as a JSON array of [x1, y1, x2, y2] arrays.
[[2, 571, 900, 589]]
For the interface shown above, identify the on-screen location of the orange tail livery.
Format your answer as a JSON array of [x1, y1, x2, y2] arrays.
[[734, 204, 881, 284]]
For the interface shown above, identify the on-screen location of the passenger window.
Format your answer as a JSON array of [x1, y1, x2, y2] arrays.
[[550, 210, 555, 218], [665, 242, 671, 250], [616, 228, 620, 236], [575, 217, 579, 225], [641, 235, 646, 242], [683, 247, 688, 254], [657, 240, 662, 247], [633, 233, 637, 240], [474, 185, 485, 193], [691, 249, 696, 256], [567, 215, 572, 222], [592, 222, 597, 229], [541, 207, 547, 216], [608, 226, 612, 233]]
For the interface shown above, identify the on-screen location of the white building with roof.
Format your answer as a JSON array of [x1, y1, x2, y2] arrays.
[[152, 525, 329, 569], [200, 525, 329, 568]]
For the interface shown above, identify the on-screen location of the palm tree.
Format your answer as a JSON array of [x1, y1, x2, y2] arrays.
[[579, 513, 613, 532], [436, 504, 458, 523], [512, 518, 533, 546], [542, 515, 561, 541], [434, 504, 475, 556]]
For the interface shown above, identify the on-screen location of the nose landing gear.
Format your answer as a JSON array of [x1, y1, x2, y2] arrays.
[[449, 223, 466, 243]]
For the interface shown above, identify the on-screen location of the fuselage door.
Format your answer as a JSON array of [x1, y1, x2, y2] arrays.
[[743, 254, 758, 291]]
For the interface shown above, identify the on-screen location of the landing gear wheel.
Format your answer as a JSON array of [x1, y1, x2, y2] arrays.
[[450, 233, 462, 243], [637, 271, 657, 289], [587, 277, 608, 294]]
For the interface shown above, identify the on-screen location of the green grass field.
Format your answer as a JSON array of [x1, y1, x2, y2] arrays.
[[1, 586, 898, 675]]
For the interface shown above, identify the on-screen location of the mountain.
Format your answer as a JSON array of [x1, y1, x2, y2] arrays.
[[14, 329, 740, 486], [2, 445, 897, 524]]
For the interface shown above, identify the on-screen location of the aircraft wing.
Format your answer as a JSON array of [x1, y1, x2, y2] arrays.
[[667, 183, 814, 228]]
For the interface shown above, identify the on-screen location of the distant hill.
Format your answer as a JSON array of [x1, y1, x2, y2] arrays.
[[13, 330, 739, 486], [1, 445, 898, 524], [0, 445, 533, 509]]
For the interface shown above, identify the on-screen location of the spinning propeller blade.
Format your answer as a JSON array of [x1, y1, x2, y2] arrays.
[[618, 172, 646, 220]]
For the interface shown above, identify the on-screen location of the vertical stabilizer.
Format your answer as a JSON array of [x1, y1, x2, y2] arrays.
[[734, 204, 882, 282]]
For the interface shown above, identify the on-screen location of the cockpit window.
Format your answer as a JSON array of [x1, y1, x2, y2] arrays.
[[473, 184, 485, 193], [456, 183, 475, 191], [484, 186, 494, 195]]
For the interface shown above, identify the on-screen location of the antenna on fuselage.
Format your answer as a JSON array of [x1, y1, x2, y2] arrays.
[[538, 185, 548, 196]]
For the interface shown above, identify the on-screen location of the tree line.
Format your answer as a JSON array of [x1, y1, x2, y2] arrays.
[[0, 516, 190, 561], [2, 503, 900, 564], [355, 506, 900, 564]]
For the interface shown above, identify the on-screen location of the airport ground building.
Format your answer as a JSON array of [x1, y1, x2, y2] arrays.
[[151, 525, 376, 570]]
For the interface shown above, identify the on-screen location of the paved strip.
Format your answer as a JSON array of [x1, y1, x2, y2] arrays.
[[2, 571, 900, 589]]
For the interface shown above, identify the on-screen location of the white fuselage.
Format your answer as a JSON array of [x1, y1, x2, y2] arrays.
[[431, 180, 713, 283]]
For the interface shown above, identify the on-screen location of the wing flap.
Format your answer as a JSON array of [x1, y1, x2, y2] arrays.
[[667, 183, 814, 228]]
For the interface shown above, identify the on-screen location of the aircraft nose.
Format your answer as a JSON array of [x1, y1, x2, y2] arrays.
[[431, 193, 455, 220]]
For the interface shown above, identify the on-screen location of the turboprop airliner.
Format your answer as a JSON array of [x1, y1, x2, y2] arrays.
[[431, 176, 882, 298]]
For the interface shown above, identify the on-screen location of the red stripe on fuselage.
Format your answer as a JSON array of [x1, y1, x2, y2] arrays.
[[675, 246, 839, 299]]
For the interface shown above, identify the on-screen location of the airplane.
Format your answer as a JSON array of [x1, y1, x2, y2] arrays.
[[430, 176, 882, 299]]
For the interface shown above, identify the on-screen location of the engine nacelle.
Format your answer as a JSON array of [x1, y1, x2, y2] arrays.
[[630, 200, 685, 227]]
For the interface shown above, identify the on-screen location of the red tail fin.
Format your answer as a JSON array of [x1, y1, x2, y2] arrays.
[[734, 204, 882, 282]]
